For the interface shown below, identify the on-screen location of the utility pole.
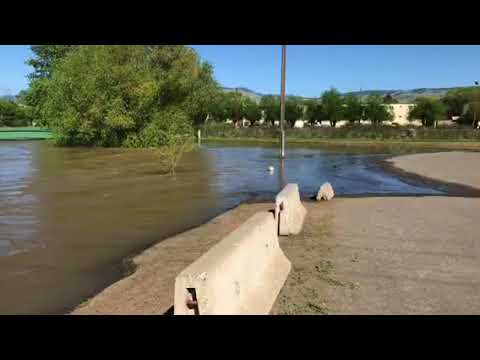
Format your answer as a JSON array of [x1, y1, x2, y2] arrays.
[[474, 81, 479, 129], [280, 45, 287, 159]]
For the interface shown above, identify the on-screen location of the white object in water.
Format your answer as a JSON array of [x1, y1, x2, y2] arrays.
[[268, 166, 275, 173]]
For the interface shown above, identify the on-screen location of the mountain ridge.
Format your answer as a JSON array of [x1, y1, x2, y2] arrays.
[[1, 86, 471, 104], [221, 86, 470, 103]]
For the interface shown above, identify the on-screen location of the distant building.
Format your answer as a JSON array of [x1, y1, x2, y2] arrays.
[[386, 104, 415, 126], [294, 120, 305, 129]]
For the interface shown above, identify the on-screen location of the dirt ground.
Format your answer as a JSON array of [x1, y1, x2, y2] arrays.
[[73, 151, 480, 315], [272, 197, 480, 314]]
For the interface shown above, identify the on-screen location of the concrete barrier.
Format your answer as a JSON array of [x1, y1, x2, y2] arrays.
[[275, 183, 307, 236], [174, 212, 291, 315]]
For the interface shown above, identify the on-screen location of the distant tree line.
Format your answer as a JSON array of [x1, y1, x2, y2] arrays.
[[0, 98, 31, 127], [441, 87, 480, 128], [205, 89, 396, 128], [19, 45, 480, 151], [206, 87, 480, 129]]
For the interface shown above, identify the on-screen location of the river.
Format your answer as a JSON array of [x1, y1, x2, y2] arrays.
[[0, 140, 444, 314]]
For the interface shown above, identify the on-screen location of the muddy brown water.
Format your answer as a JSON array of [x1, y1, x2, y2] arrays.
[[0, 140, 463, 314]]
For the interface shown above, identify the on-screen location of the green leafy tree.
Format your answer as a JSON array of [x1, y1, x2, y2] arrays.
[[442, 90, 469, 119], [0, 99, 31, 127], [441, 87, 480, 127], [364, 95, 393, 125], [243, 98, 262, 126], [304, 100, 323, 126], [22, 46, 77, 127], [321, 88, 344, 127], [213, 92, 231, 123], [223, 92, 246, 127], [36, 46, 215, 156], [27, 45, 77, 80], [259, 95, 280, 126], [408, 96, 446, 127], [467, 89, 480, 128], [124, 109, 195, 175], [285, 98, 303, 127], [344, 95, 364, 124]]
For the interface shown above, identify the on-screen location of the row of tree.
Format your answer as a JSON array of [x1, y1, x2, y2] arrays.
[[19, 46, 480, 142], [0, 99, 31, 127], [204, 89, 395, 128], [442, 87, 480, 128], [205, 88, 480, 129]]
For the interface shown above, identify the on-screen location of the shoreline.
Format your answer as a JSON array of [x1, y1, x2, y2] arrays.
[[204, 137, 480, 149], [70, 150, 480, 315], [377, 158, 480, 198]]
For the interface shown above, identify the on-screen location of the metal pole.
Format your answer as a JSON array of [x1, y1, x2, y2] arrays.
[[474, 82, 479, 129], [280, 45, 287, 159]]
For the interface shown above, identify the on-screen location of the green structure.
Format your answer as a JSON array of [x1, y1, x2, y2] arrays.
[[0, 127, 52, 141]]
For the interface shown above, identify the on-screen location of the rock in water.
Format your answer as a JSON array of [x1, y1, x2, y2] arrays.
[[316, 182, 335, 201]]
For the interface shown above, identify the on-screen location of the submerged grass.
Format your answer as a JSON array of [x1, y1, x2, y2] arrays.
[[199, 124, 480, 148]]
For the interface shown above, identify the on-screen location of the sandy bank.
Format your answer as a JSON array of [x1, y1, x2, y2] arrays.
[[72, 151, 480, 315], [389, 151, 480, 190], [272, 197, 480, 314]]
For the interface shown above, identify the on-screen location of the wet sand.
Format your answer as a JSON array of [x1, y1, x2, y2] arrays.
[[72, 203, 272, 315], [389, 151, 480, 190], [72, 151, 480, 315]]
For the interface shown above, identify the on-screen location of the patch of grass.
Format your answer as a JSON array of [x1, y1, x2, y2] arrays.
[[305, 302, 330, 315], [315, 260, 359, 290], [200, 123, 480, 145], [77, 298, 91, 309], [276, 294, 330, 315], [316, 260, 335, 276], [274, 258, 362, 315], [348, 282, 360, 291]]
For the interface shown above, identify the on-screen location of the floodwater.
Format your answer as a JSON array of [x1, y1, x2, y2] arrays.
[[0, 140, 446, 314]]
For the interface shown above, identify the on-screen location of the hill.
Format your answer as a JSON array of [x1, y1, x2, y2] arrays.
[[222, 86, 470, 103]]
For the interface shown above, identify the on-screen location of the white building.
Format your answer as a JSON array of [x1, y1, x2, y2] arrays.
[[386, 104, 415, 126]]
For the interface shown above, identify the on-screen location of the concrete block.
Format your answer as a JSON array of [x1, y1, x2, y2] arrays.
[[174, 212, 291, 315], [275, 183, 307, 236], [316, 182, 335, 201]]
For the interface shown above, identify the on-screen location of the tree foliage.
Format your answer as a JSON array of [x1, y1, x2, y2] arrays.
[[259, 95, 280, 126], [320, 88, 344, 127], [442, 90, 469, 118], [304, 100, 323, 125], [27, 45, 77, 80], [442, 87, 480, 127], [344, 95, 364, 124], [364, 95, 393, 124], [28, 45, 219, 148], [285, 98, 303, 127], [408, 96, 446, 127], [0, 99, 31, 127], [242, 98, 262, 126]]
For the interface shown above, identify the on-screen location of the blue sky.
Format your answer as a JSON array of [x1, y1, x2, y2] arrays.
[[1, 45, 480, 97]]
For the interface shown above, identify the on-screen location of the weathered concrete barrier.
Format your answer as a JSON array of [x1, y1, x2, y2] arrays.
[[174, 212, 291, 315], [316, 182, 335, 201], [275, 183, 307, 236]]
